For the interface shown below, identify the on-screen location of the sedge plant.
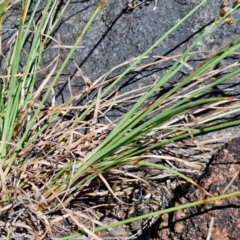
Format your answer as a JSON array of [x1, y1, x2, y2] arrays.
[[0, 0, 240, 238]]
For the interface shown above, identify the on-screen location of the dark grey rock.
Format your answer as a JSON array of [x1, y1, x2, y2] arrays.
[[46, 0, 240, 103], [1, 1, 240, 140]]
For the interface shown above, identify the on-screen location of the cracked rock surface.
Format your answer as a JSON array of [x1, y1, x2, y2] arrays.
[[157, 137, 240, 240]]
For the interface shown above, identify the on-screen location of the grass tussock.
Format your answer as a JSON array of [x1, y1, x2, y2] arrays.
[[0, 0, 240, 239]]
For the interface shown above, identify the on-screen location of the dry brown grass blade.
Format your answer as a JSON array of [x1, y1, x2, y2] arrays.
[[31, 55, 59, 103], [188, 179, 213, 197], [142, 154, 203, 170], [62, 209, 103, 240], [82, 162, 131, 206], [10, 166, 102, 239], [221, 169, 239, 194], [93, 87, 102, 125], [0, 50, 60, 80]]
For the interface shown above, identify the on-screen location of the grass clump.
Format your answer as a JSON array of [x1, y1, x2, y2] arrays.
[[0, 0, 240, 239]]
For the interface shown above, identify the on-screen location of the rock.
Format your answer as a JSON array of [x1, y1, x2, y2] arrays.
[[159, 137, 240, 240]]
